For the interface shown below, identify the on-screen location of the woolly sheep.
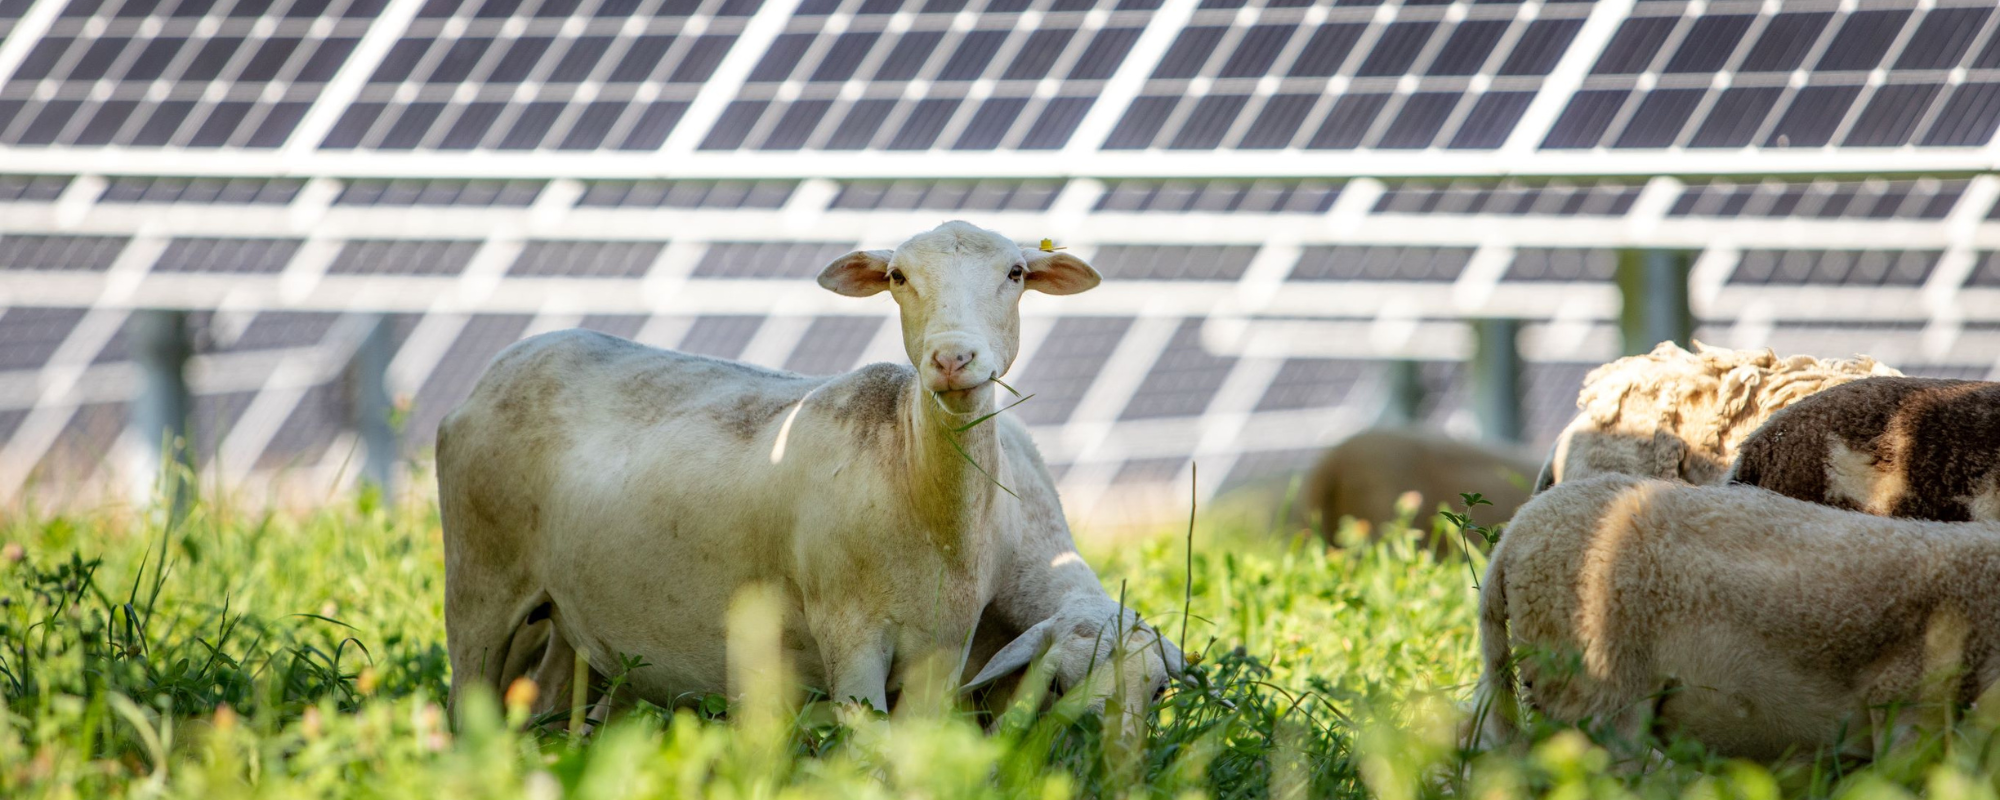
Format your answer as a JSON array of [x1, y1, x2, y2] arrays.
[[1537, 341, 1900, 491], [438, 221, 1184, 728], [1728, 377, 2000, 522], [1303, 427, 1538, 549], [1475, 474, 2000, 761]]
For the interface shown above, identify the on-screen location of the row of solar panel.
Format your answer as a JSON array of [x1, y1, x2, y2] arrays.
[[1544, 81, 2000, 149], [13, 305, 2000, 495], [29, 174, 1987, 223], [6, 233, 1999, 287]]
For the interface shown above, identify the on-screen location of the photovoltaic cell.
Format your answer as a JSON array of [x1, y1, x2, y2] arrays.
[[1590, 17, 1674, 74], [1687, 87, 1780, 147], [1843, 84, 1942, 147], [1612, 88, 1701, 147], [1921, 83, 2000, 146], [1541, 90, 1626, 148], [1739, 12, 1832, 72], [1498, 18, 1581, 76], [1812, 10, 1909, 72], [1663, 15, 1751, 73], [1895, 7, 1988, 70], [1765, 85, 1861, 147]]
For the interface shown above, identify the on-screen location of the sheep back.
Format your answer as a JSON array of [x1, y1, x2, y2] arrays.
[[1731, 377, 2000, 522], [1549, 341, 1899, 486]]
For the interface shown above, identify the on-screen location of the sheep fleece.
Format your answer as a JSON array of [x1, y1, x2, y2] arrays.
[[1730, 377, 2000, 522], [1481, 474, 2000, 760]]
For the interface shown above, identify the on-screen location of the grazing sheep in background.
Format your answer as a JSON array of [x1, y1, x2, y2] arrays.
[[1475, 474, 2000, 762], [1537, 341, 1899, 491], [438, 221, 1183, 728], [1304, 427, 1538, 549], [1729, 377, 2000, 522]]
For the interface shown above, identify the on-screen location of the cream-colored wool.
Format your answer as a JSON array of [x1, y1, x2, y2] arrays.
[[1538, 342, 1899, 489], [1475, 474, 2000, 761]]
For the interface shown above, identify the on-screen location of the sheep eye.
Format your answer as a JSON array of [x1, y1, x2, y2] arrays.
[[1008, 266, 1024, 282], [889, 269, 906, 285]]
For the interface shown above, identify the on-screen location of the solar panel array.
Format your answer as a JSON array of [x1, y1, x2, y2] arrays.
[[2, 0, 2000, 527]]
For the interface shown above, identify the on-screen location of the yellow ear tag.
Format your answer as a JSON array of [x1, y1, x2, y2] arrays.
[[1039, 238, 1065, 252]]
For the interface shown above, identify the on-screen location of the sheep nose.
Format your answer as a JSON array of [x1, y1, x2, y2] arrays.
[[931, 347, 975, 376]]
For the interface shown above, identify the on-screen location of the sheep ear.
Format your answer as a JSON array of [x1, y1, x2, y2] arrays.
[[818, 250, 895, 297], [963, 618, 1056, 693], [1022, 249, 1100, 295]]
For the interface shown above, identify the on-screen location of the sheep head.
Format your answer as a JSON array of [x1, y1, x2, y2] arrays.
[[817, 221, 1099, 409]]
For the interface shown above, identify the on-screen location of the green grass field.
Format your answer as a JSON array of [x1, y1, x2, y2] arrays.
[[5, 483, 2000, 799]]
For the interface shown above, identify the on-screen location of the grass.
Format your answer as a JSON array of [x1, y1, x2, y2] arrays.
[[6, 484, 2000, 799]]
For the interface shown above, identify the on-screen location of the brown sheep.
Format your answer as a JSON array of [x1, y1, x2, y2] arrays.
[[1728, 377, 2000, 522], [1305, 427, 1538, 548], [1476, 474, 2000, 761], [1538, 341, 1900, 491]]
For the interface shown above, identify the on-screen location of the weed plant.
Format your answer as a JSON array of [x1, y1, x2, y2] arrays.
[[6, 485, 2000, 798]]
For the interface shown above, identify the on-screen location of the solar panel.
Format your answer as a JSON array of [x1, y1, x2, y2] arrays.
[[0, 0, 367, 149], [1254, 357, 1364, 412], [781, 315, 881, 374], [1008, 315, 1132, 426], [1090, 245, 1257, 281], [0, 235, 130, 271], [101, 176, 304, 204], [153, 238, 304, 273], [1548, 4, 2000, 150], [1675, 178, 1962, 221], [325, 239, 482, 276], [697, 5, 1149, 152], [0, 175, 72, 202], [691, 241, 854, 279], [407, 313, 531, 445], [1503, 248, 1615, 282], [1374, 180, 1641, 216], [0, 307, 87, 371], [1095, 179, 1339, 213], [830, 179, 1062, 211], [1728, 250, 1939, 287], [322, 1, 746, 152], [577, 179, 797, 209], [1289, 246, 1473, 282], [677, 314, 763, 359], [219, 311, 342, 351], [507, 240, 663, 278], [337, 178, 546, 206]]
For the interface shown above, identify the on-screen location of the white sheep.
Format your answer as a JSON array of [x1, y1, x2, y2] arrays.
[[1475, 473, 2000, 761], [1537, 342, 1899, 491], [437, 221, 1183, 727], [1729, 377, 2000, 522]]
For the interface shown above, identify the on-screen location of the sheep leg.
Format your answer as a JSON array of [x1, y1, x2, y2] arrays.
[[815, 619, 894, 715], [446, 588, 553, 726]]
